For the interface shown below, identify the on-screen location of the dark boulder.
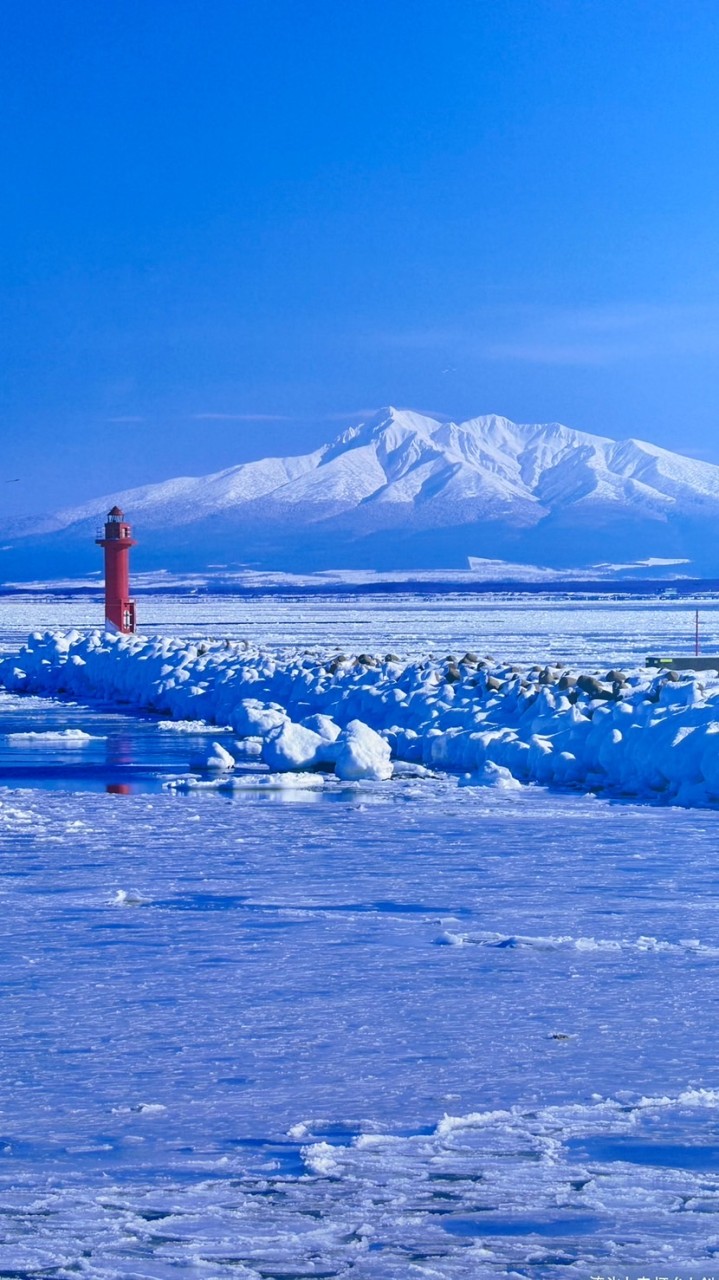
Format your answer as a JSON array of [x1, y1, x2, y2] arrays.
[[576, 674, 613, 700]]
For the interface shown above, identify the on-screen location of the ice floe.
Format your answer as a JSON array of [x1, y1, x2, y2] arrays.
[[4, 727, 104, 743], [157, 718, 233, 733], [437, 928, 719, 955], [111, 887, 147, 907], [165, 770, 326, 792]]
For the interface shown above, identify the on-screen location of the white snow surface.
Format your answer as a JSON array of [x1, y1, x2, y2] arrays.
[[3, 590, 719, 667], [2, 781, 719, 1275], [5, 628, 719, 805], [4, 727, 104, 743], [5, 598, 719, 1273]]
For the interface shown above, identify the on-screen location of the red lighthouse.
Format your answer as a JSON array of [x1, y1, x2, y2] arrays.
[[95, 506, 137, 633]]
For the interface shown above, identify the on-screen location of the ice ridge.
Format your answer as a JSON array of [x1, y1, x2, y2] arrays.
[[4, 631, 719, 806]]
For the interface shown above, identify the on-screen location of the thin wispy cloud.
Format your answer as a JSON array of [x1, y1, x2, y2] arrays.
[[191, 412, 294, 422], [378, 302, 719, 367], [484, 303, 719, 365], [194, 409, 382, 424], [319, 407, 382, 422]]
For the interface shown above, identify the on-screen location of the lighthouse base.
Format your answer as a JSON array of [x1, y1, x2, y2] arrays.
[[104, 601, 136, 634]]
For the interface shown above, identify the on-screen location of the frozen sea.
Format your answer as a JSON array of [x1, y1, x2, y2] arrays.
[[3, 586, 719, 664], [2, 592, 719, 1277]]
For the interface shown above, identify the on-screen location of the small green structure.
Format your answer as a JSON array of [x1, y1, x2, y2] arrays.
[[646, 655, 719, 673]]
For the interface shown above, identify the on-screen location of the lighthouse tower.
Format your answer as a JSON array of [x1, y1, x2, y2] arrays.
[[95, 506, 137, 633]]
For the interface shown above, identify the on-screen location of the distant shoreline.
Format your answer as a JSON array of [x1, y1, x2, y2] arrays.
[[1, 576, 718, 600]]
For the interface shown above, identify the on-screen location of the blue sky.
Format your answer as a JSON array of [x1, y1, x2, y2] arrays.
[[3, 0, 719, 516]]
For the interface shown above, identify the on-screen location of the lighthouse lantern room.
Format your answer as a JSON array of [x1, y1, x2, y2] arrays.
[[95, 506, 137, 633]]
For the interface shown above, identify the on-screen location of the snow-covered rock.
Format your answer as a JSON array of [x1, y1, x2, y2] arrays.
[[334, 720, 393, 781]]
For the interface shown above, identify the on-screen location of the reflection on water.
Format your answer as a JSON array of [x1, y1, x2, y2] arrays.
[[106, 731, 133, 769], [0, 691, 349, 801]]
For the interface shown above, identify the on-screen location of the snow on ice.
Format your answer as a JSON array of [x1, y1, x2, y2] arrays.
[[2, 781, 719, 1275], [4, 628, 719, 804], [4, 727, 105, 743], [5, 616, 719, 1273]]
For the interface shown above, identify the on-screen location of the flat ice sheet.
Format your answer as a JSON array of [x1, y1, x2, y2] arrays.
[[2, 780, 719, 1275], [2, 589, 718, 665]]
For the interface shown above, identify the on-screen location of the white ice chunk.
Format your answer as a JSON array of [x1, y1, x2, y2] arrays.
[[459, 761, 522, 789], [263, 721, 326, 771], [157, 719, 233, 733], [190, 741, 235, 771], [233, 699, 288, 738], [300, 713, 341, 742], [334, 719, 393, 781], [5, 728, 104, 744], [111, 888, 146, 906]]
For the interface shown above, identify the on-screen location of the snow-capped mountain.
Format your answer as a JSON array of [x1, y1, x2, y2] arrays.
[[5, 407, 719, 578]]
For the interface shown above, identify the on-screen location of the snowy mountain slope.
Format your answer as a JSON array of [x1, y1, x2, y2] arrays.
[[5, 407, 719, 576], [42, 448, 328, 528]]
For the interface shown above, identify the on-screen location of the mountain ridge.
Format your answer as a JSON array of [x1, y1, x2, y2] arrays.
[[4, 407, 719, 577]]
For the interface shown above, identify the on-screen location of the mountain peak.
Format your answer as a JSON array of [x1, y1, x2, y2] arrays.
[[324, 406, 440, 460]]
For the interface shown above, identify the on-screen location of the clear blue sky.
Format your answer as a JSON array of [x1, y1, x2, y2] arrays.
[[3, 0, 719, 517]]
